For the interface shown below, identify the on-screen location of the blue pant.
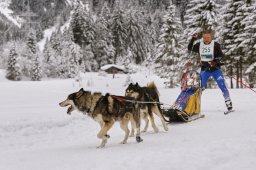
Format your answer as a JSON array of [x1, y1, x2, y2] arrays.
[[200, 69, 231, 101]]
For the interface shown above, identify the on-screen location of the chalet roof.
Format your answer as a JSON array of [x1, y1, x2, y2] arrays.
[[100, 64, 126, 71]]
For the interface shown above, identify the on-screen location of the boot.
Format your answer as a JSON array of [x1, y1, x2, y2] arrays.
[[225, 100, 233, 111]]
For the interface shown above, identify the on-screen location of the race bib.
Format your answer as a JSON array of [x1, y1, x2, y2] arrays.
[[200, 40, 214, 61]]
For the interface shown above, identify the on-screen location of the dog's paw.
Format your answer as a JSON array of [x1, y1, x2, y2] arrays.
[[96, 143, 106, 148], [96, 145, 105, 149], [120, 141, 127, 144], [141, 129, 147, 133], [97, 139, 107, 148], [136, 136, 143, 143], [153, 127, 159, 133]]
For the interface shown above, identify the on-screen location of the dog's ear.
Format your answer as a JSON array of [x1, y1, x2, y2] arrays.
[[129, 83, 132, 86], [76, 89, 84, 98], [136, 82, 138, 86]]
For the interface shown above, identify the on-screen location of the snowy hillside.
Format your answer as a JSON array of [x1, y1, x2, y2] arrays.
[[0, 0, 21, 27], [0, 70, 256, 170], [37, 26, 57, 52]]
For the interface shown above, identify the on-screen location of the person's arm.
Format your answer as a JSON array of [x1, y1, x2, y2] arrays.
[[210, 42, 225, 68], [214, 42, 224, 60], [188, 37, 200, 53]]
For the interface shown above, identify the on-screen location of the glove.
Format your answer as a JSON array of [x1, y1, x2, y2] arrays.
[[192, 33, 198, 39], [208, 61, 216, 67]]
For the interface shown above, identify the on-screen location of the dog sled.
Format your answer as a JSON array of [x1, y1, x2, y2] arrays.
[[162, 70, 205, 122]]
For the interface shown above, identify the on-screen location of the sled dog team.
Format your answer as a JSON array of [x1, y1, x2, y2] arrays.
[[59, 31, 235, 148], [59, 82, 168, 148]]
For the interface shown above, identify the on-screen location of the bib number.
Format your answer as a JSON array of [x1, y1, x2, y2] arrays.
[[200, 40, 214, 61], [202, 47, 211, 53]]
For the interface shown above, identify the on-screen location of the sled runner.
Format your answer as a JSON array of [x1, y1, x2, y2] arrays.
[[162, 70, 205, 122]]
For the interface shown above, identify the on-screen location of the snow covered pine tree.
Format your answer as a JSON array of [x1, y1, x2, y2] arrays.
[[31, 55, 42, 81], [6, 46, 21, 81], [155, 3, 185, 88]]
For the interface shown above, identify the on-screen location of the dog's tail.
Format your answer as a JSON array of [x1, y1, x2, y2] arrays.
[[157, 103, 172, 123], [147, 82, 159, 96]]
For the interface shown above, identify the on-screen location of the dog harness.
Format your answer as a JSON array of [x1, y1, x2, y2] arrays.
[[110, 95, 140, 117]]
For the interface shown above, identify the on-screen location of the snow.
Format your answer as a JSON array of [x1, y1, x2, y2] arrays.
[[0, 69, 8, 81], [0, 70, 256, 170], [38, 7, 74, 52], [0, 0, 21, 28], [65, 0, 71, 6], [100, 64, 126, 71], [37, 26, 57, 52], [246, 62, 256, 74], [60, 9, 74, 33], [65, 0, 85, 7]]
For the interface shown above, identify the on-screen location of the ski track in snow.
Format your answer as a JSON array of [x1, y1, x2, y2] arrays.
[[0, 70, 256, 170]]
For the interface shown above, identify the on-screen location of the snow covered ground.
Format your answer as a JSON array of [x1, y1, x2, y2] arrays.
[[0, 69, 256, 170]]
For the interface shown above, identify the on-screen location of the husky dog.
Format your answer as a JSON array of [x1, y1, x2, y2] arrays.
[[59, 88, 143, 148], [125, 82, 168, 135]]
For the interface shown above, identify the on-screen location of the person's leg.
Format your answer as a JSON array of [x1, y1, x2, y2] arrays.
[[212, 70, 232, 110], [200, 70, 211, 90], [212, 70, 230, 100]]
